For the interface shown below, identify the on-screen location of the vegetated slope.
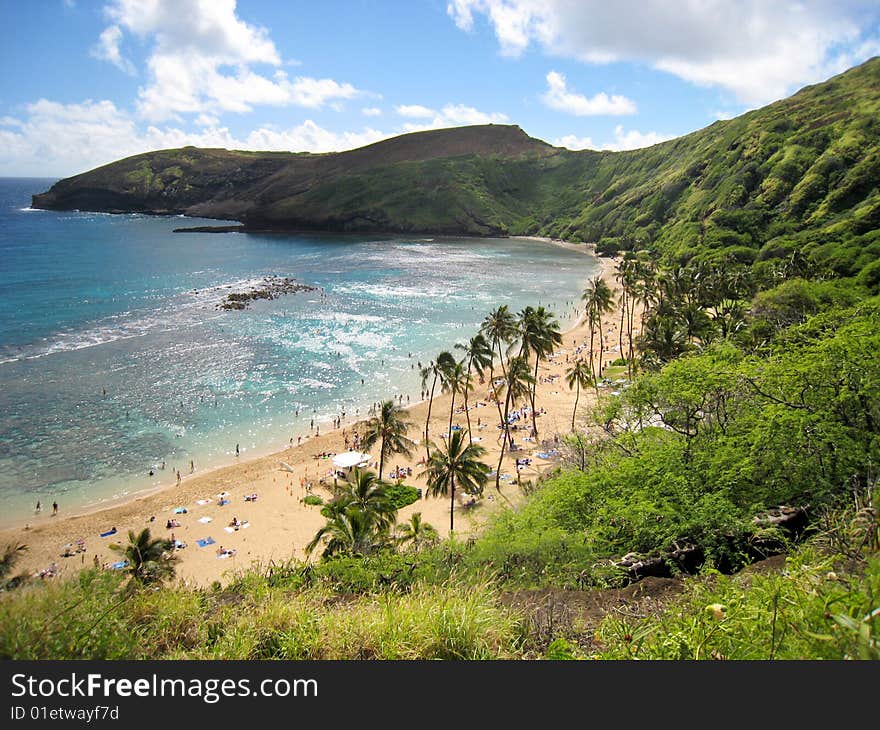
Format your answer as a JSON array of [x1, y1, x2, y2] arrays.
[[33, 58, 880, 274], [31, 124, 556, 233]]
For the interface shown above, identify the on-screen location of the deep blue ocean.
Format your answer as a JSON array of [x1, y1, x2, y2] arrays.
[[0, 177, 597, 525]]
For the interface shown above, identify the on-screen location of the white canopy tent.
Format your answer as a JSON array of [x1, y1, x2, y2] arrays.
[[331, 451, 371, 469]]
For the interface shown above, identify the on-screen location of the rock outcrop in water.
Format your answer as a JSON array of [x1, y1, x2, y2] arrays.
[[217, 276, 317, 310]]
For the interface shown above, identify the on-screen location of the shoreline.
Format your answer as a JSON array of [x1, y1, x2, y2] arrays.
[[0, 233, 598, 531], [0, 246, 624, 587]]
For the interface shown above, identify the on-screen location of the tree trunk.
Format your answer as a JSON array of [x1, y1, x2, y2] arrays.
[[463, 361, 473, 446], [530, 353, 539, 438], [571, 381, 580, 431], [493, 342, 507, 443], [448, 388, 456, 442], [449, 475, 455, 534], [495, 385, 513, 492], [627, 295, 635, 380], [597, 318, 605, 381], [425, 373, 437, 461], [378, 438, 385, 480], [588, 321, 597, 388], [618, 289, 626, 361]]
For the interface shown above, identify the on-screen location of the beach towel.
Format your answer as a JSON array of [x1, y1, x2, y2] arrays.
[[173, 507, 187, 514], [197, 516, 212, 523], [196, 537, 216, 548], [218, 498, 230, 506], [110, 560, 128, 570], [196, 498, 212, 506], [224, 521, 250, 533], [99, 527, 117, 538], [218, 491, 229, 497]]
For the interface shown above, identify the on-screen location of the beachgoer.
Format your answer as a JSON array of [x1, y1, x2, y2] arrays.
[[35, 500, 41, 514], [190, 460, 194, 473], [176, 470, 181, 485], [52, 501, 58, 516]]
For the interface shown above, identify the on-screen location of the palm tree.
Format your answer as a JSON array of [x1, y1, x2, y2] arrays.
[[616, 256, 639, 378], [455, 333, 493, 444], [638, 313, 689, 368], [306, 501, 378, 559], [308, 468, 397, 558], [329, 467, 397, 534], [396, 512, 439, 552], [360, 399, 415, 480], [420, 351, 456, 461], [442, 359, 470, 438], [582, 276, 614, 379], [565, 359, 593, 431], [109, 528, 176, 585], [481, 305, 517, 381], [0, 542, 27, 589], [494, 354, 534, 493], [421, 430, 490, 533], [516, 305, 562, 438], [480, 306, 518, 424]]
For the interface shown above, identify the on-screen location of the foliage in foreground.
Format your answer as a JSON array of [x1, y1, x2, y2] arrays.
[[594, 549, 879, 660], [0, 572, 524, 660]]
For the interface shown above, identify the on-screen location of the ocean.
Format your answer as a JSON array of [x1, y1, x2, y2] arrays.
[[0, 177, 598, 526]]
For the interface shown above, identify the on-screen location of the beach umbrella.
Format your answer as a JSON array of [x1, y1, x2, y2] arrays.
[[332, 451, 371, 468]]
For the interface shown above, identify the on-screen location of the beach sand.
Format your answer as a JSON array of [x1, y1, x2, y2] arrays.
[[1, 251, 633, 588]]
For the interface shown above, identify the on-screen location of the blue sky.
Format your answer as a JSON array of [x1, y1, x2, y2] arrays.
[[1, 0, 879, 176]]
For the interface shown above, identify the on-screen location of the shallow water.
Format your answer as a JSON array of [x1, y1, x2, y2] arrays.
[[0, 178, 597, 525]]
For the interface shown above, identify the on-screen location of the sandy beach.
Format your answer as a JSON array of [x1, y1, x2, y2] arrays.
[[1, 250, 630, 588]]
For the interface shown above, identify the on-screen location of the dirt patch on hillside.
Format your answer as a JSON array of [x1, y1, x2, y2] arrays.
[[503, 554, 790, 656]]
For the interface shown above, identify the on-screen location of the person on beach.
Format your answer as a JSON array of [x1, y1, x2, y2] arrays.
[[190, 460, 194, 473], [236, 443, 240, 456], [35, 500, 41, 514], [52, 501, 58, 516], [176, 470, 181, 485]]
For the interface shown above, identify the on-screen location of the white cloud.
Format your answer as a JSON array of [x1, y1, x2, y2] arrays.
[[0, 98, 391, 176], [400, 103, 509, 132], [553, 134, 596, 150], [90, 24, 136, 75], [96, 0, 363, 121], [447, 0, 880, 104], [194, 113, 220, 127], [362, 107, 382, 117], [542, 71, 635, 116], [395, 104, 436, 118], [601, 125, 674, 151], [553, 125, 674, 152]]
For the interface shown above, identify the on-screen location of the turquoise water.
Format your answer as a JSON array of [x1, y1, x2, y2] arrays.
[[0, 178, 597, 526]]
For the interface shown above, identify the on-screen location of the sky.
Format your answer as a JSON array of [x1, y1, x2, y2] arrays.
[[1, 0, 879, 177]]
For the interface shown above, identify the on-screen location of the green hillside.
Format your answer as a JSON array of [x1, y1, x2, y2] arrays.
[[33, 57, 880, 277]]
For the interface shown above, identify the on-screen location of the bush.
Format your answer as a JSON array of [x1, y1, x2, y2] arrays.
[[385, 484, 420, 510], [303, 495, 323, 506]]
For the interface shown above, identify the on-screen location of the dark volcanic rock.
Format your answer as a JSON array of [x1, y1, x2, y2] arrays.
[[217, 276, 317, 311], [174, 225, 245, 233]]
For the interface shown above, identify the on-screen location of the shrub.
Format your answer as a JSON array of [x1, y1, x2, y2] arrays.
[[303, 495, 324, 506], [385, 483, 420, 510]]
